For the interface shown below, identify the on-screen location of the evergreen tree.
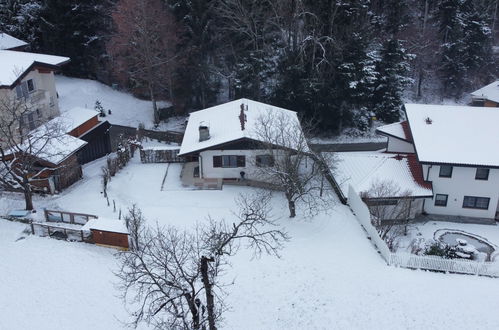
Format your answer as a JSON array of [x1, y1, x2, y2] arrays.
[[38, 0, 112, 78], [0, 0, 42, 49], [372, 39, 413, 123]]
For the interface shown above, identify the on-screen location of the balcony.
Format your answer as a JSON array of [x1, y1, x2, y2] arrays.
[[28, 90, 47, 104]]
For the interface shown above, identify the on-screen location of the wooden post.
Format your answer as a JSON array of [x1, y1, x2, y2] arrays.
[[47, 225, 51, 237], [44, 209, 48, 222], [70, 214, 74, 224], [80, 230, 84, 242], [30, 221, 34, 235]]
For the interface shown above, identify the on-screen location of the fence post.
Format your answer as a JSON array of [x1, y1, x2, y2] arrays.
[[30, 221, 34, 235]]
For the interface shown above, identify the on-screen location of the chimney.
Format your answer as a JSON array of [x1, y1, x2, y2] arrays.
[[199, 124, 210, 142], [425, 117, 432, 125], [239, 103, 247, 130]]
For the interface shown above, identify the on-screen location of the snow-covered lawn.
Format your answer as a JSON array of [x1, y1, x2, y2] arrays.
[[55, 75, 185, 131], [2, 153, 499, 329]]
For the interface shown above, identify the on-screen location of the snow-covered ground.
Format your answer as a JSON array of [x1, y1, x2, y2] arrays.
[[2, 153, 499, 329], [55, 75, 186, 131]]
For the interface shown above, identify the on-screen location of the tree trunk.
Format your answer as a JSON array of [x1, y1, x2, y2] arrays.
[[23, 176, 34, 210], [200, 256, 216, 330], [288, 199, 296, 218], [149, 84, 159, 125]]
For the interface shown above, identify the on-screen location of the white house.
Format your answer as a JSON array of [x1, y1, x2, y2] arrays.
[[0, 49, 69, 132], [375, 104, 499, 221], [470, 80, 499, 107], [178, 98, 306, 184]]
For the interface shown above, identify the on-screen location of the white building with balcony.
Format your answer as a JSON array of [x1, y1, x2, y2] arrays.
[[0, 49, 69, 131]]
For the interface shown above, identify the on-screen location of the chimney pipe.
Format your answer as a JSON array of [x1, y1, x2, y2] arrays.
[[199, 124, 210, 142]]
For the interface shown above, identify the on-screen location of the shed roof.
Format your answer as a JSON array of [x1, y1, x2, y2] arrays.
[[0, 33, 28, 50], [405, 104, 499, 167], [0, 50, 69, 87], [58, 107, 99, 132], [332, 152, 433, 199], [82, 217, 129, 234], [179, 98, 306, 156]]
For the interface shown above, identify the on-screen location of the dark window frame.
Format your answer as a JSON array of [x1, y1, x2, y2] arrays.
[[256, 154, 274, 167], [213, 155, 245, 168], [462, 196, 490, 210], [439, 165, 453, 178], [475, 168, 490, 180], [434, 194, 448, 207]]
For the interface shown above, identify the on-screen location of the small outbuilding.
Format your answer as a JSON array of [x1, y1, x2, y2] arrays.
[[82, 217, 129, 250]]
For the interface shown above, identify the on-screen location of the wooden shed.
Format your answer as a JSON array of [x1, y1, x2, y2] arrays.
[[82, 217, 129, 250]]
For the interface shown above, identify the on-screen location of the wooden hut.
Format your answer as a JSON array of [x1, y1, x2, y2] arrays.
[[82, 217, 129, 250]]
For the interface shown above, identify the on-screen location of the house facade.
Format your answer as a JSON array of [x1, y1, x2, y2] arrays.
[[0, 49, 69, 134], [376, 104, 499, 221], [178, 98, 306, 185]]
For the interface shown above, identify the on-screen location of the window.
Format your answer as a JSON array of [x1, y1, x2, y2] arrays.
[[439, 165, 453, 178], [256, 154, 274, 167], [213, 155, 245, 168], [15, 79, 35, 99], [475, 168, 490, 180], [462, 196, 490, 210], [434, 194, 448, 207], [365, 199, 398, 206]]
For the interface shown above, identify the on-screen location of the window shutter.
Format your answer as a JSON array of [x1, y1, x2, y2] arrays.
[[213, 156, 222, 168], [237, 156, 245, 167]]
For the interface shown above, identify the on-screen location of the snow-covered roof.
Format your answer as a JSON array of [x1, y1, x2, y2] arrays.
[[376, 121, 408, 141], [405, 104, 499, 167], [0, 50, 69, 87], [332, 152, 433, 199], [81, 217, 129, 234], [0, 33, 27, 50], [470, 80, 499, 103], [179, 98, 305, 155], [29, 131, 87, 165], [58, 107, 99, 132]]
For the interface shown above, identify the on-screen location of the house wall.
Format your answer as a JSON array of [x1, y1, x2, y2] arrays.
[[200, 149, 270, 179], [199, 150, 284, 181], [423, 165, 499, 219], [0, 68, 60, 128], [386, 136, 415, 153]]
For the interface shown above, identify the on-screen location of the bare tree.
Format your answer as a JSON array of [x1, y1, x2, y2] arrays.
[[117, 225, 207, 329], [124, 204, 145, 251], [252, 110, 332, 217], [361, 180, 416, 249], [200, 191, 289, 329], [117, 192, 288, 330], [0, 95, 67, 210], [108, 0, 180, 124]]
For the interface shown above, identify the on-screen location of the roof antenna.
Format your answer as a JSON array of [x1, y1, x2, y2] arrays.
[[425, 117, 432, 125]]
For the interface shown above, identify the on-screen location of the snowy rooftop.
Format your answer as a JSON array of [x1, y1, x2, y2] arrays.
[[405, 104, 499, 167], [470, 80, 499, 103], [0, 50, 69, 87], [58, 107, 99, 132], [179, 98, 305, 155], [28, 131, 87, 165], [332, 152, 433, 199], [81, 217, 129, 234], [376, 121, 407, 141], [0, 33, 27, 50]]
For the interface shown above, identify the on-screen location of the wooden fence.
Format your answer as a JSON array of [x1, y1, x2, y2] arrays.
[[347, 185, 499, 277], [30, 221, 92, 242], [140, 147, 184, 163], [44, 209, 97, 225]]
